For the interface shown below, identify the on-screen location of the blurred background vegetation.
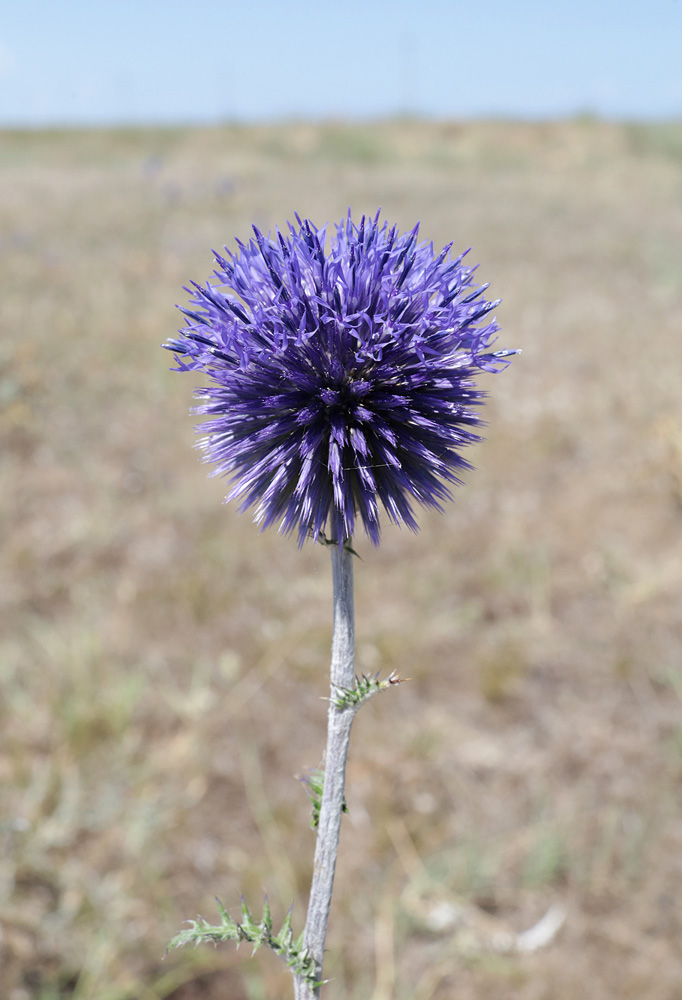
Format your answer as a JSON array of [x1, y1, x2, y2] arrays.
[[2, 119, 682, 999]]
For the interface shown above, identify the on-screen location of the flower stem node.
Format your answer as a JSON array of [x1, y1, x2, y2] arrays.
[[167, 896, 319, 984], [316, 531, 361, 557]]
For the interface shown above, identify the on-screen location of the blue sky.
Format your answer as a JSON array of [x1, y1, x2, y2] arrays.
[[1, 0, 681, 125]]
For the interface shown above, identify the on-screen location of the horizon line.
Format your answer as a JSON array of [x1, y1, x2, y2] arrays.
[[1, 111, 681, 133]]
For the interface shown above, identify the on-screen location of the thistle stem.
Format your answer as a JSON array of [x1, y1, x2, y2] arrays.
[[294, 543, 356, 1000]]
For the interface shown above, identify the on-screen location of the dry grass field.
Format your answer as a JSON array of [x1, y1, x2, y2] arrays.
[[2, 118, 682, 1000]]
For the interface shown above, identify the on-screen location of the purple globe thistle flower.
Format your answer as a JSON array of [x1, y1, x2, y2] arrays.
[[164, 211, 513, 546]]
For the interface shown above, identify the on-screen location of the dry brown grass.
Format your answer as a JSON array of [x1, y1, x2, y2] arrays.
[[1, 119, 682, 1000]]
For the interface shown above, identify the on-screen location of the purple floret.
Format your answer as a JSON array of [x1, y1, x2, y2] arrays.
[[164, 210, 513, 546]]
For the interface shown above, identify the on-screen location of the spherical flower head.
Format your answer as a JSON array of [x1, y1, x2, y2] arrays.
[[164, 211, 514, 547]]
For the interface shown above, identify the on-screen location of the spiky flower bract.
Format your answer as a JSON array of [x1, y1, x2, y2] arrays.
[[165, 211, 513, 546]]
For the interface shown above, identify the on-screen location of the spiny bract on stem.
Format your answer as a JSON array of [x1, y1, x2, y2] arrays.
[[300, 769, 350, 831], [167, 897, 318, 984], [328, 670, 408, 709], [164, 210, 514, 546]]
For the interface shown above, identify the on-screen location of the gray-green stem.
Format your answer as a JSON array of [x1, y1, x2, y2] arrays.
[[294, 543, 356, 1000]]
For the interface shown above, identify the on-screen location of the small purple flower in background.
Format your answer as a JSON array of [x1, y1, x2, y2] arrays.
[[164, 210, 513, 546]]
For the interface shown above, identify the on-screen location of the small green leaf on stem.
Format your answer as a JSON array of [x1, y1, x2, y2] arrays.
[[329, 670, 409, 710], [167, 896, 319, 984], [300, 769, 349, 830]]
